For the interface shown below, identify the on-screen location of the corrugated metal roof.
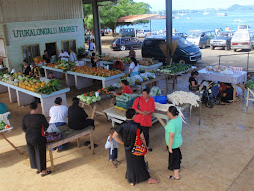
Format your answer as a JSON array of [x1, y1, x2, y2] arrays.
[[82, 0, 117, 4], [117, 14, 166, 23]]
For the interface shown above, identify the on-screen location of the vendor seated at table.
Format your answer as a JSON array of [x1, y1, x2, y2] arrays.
[[113, 59, 124, 71], [91, 52, 98, 67], [68, 97, 95, 130], [221, 83, 234, 104], [189, 71, 201, 91], [129, 57, 139, 77], [113, 80, 133, 97], [22, 60, 32, 76]]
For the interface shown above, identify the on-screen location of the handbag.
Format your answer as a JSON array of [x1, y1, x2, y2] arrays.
[[132, 128, 147, 156], [105, 137, 112, 149], [45, 132, 62, 143]]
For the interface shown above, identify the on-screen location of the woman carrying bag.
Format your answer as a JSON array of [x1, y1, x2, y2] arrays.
[[113, 109, 160, 186], [22, 102, 51, 177]]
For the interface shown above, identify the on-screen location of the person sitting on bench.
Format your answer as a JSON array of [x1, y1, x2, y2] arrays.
[[68, 97, 95, 130]]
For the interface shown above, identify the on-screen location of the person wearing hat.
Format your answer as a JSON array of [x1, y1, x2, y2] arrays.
[[49, 97, 68, 151], [189, 71, 201, 92], [59, 49, 69, 62]]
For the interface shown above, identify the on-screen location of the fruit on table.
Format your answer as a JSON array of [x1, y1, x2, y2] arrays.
[[77, 94, 101, 104], [71, 66, 121, 77], [157, 64, 191, 74]]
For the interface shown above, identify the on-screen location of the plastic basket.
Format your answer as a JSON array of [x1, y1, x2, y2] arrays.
[[116, 98, 136, 109], [153, 96, 168, 104]]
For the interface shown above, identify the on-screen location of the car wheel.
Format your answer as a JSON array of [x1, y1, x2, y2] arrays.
[[178, 58, 186, 64], [250, 46, 254, 51], [206, 101, 214, 108], [210, 45, 214, 50], [233, 49, 237, 52], [120, 45, 126, 51], [202, 44, 206, 49]]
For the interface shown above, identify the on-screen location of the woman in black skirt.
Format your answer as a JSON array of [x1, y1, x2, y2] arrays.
[[22, 102, 51, 177], [165, 106, 183, 180], [113, 109, 160, 186]]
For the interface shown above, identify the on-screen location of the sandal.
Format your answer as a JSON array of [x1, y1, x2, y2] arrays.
[[115, 160, 121, 165], [36, 171, 40, 174], [89, 144, 98, 149], [148, 147, 153, 152], [112, 162, 118, 168], [41, 171, 52, 177], [168, 176, 180, 180], [148, 178, 160, 184]]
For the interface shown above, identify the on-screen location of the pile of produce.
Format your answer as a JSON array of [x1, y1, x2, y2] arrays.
[[246, 79, 254, 89], [77, 94, 101, 104], [0, 73, 62, 94], [0, 120, 11, 131], [82, 86, 118, 97], [116, 93, 138, 102], [71, 66, 121, 77], [206, 65, 227, 73], [46, 61, 75, 72], [120, 57, 131, 63], [150, 87, 161, 97], [157, 64, 192, 74], [167, 91, 200, 107]]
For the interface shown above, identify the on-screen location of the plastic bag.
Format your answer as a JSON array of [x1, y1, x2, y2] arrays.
[[131, 75, 143, 83], [140, 73, 149, 81], [146, 72, 156, 79], [46, 123, 61, 133], [150, 86, 161, 97]]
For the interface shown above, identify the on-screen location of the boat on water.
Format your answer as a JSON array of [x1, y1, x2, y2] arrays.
[[203, 11, 209, 15], [234, 19, 241, 22], [216, 13, 227, 16]]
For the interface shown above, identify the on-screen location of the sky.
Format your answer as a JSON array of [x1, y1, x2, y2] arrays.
[[133, 0, 254, 10]]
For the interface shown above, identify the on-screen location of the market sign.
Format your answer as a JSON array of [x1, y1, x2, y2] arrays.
[[10, 24, 79, 40]]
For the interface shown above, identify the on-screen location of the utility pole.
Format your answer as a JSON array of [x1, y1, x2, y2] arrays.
[[165, 0, 172, 65]]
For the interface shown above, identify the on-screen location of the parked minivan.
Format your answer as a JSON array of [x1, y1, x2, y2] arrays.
[[187, 30, 216, 49], [137, 29, 151, 38], [119, 28, 135, 37], [142, 35, 202, 64], [231, 30, 254, 51]]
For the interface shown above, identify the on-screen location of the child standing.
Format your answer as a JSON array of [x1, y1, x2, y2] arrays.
[[105, 128, 120, 168]]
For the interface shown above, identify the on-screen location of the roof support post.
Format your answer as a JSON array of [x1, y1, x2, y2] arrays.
[[92, 0, 102, 55], [165, 0, 172, 65]]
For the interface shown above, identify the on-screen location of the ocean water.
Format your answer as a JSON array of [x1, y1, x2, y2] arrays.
[[116, 10, 254, 34]]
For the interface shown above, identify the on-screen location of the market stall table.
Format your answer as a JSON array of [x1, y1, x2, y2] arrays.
[[46, 125, 94, 172], [198, 68, 247, 102], [0, 81, 70, 117], [104, 104, 193, 128], [43, 66, 125, 89], [135, 74, 169, 93]]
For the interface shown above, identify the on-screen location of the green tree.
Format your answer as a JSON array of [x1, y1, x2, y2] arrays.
[[83, 0, 151, 35]]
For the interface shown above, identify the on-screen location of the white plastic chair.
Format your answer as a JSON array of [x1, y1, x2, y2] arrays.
[[0, 112, 10, 125]]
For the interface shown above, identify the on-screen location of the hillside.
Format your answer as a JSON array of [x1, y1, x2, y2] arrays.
[[228, 4, 254, 11]]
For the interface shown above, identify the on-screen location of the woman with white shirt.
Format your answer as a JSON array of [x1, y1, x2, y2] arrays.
[[129, 57, 139, 77], [49, 97, 68, 152]]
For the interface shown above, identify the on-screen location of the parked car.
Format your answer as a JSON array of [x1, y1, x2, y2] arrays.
[[238, 24, 251, 31], [210, 31, 234, 50], [137, 29, 151, 38], [231, 30, 254, 51], [173, 32, 188, 38], [119, 28, 135, 37], [142, 35, 202, 64], [187, 30, 216, 49], [111, 37, 143, 51]]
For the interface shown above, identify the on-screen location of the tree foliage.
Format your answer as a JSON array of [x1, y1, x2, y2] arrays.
[[83, 0, 151, 32]]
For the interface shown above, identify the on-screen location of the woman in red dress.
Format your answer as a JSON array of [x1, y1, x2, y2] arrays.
[[132, 88, 155, 151], [113, 80, 133, 97]]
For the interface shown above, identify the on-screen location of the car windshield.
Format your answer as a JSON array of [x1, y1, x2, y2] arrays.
[[218, 33, 229, 37], [177, 38, 193, 48], [188, 32, 201, 39], [233, 32, 249, 41]]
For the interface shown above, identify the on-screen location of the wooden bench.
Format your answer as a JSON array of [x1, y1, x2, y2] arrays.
[[46, 125, 94, 172]]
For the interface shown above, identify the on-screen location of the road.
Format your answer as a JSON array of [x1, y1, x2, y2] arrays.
[[100, 35, 254, 71]]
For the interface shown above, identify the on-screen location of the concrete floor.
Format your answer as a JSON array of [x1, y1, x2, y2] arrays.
[[0, 37, 254, 191]]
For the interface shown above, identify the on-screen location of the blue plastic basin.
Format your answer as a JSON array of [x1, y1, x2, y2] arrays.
[[153, 96, 168, 104]]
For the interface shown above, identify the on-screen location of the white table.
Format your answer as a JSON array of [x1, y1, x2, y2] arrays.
[[43, 66, 125, 89], [198, 68, 247, 102], [0, 81, 70, 117]]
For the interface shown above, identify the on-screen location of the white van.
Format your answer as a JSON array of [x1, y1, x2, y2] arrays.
[[231, 30, 254, 51], [137, 29, 151, 38]]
